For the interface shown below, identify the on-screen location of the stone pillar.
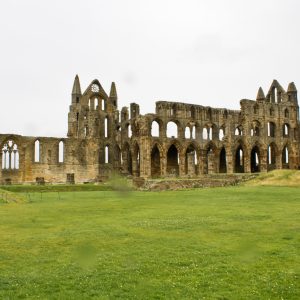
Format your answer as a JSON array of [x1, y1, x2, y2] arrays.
[[244, 151, 251, 173], [139, 138, 151, 178], [179, 153, 185, 177], [260, 152, 268, 173], [187, 152, 195, 176], [161, 153, 167, 177], [207, 150, 215, 174], [226, 149, 233, 174]]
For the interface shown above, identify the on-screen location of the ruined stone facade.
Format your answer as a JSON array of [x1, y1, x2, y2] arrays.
[[0, 76, 299, 184]]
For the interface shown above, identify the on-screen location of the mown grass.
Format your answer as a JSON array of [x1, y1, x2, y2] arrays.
[[0, 186, 299, 299]]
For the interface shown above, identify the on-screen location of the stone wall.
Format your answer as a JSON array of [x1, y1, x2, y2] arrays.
[[0, 77, 299, 184]]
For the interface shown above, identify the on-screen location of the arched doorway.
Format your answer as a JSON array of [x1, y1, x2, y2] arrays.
[[167, 145, 179, 176], [250, 146, 260, 173], [234, 145, 244, 173], [151, 145, 161, 177], [219, 147, 227, 173], [267, 143, 277, 171]]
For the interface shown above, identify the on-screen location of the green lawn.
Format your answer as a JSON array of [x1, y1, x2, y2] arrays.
[[0, 186, 299, 299]]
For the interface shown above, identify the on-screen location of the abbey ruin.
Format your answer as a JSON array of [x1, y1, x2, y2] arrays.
[[0, 76, 299, 184]]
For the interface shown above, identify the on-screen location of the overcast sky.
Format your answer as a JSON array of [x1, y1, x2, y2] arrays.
[[0, 0, 299, 137]]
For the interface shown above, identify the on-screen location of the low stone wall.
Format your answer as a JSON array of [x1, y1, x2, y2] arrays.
[[134, 174, 258, 191]]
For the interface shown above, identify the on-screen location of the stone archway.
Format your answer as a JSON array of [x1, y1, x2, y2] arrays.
[[151, 145, 161, 177], [167, 144, 179, 176], [234, 145, 244, 173], [250, 145, 260, 173], [219, 147, 227, 173]]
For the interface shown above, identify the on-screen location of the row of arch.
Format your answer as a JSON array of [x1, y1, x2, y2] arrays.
[[149, 120, 294, 140], [148, 142, 291, 177]]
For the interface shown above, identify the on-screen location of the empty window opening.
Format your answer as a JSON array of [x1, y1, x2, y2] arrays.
[[251, 146, 260, 173], [185, 127, 190, 139], [105, 145, 109, 163], [88, 99, 94, 110], [268, 122, 276, 137], [209, 128, 212, 140], [282, 146, 289, 165], [58, 141, 64, 163], [151, 121, 159, 137], [283, 124, 289, 137], [234, 146, 244, 173], [95, 98, 99, 109], [34, 140, 40, 163], [274, 88, 278, 103], [268, 144, 276, 167], [219, 128, 225, 140], [101, 99, 105, 110], [105, 117, 108, 138], [84, 126, 88, 137], [191, 126, 196, 139], [235, 126, 243, 136], [166, 121, 178, 138], [128, 124, 132, 138], [2, 141, 19, 170], [202, 127, 208, 140]]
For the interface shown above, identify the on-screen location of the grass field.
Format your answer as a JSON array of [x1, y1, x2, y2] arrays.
[[0, 185, 299, 299]]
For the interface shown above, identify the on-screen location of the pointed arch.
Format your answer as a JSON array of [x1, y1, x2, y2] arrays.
[[282, 145, 289, 168], [167, 144, 179, 176], [104, 116, 109, 138], [267, 122, 276, 137], [250, 145, 260, 173], [283, 123, 289, 137], [151, 120, 160, 137], [267, 142, 277, 171], [58, 141, 64, 163], [151, 144, 161, 177], [219, 147, 227, 173], [234, 143, 245, 173], [2, 140, 19, 170], [34, 140, 40, 163], [166, 121, 178, 138], [105, 145, 109, 164]]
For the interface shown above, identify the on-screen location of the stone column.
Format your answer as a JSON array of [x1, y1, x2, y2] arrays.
[[187, 152, 195, 176]]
